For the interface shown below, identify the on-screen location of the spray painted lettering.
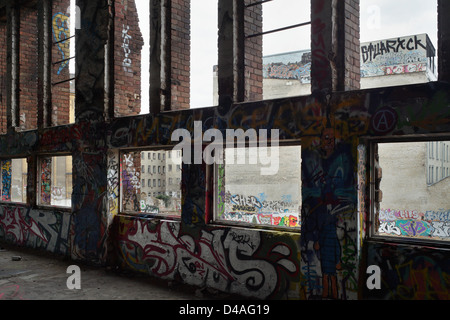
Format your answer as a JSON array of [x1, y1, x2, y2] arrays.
[[361, 35, 426, 64], [122, 24, 133, 73]]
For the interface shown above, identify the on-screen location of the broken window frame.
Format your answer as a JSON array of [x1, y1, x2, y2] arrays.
[[241, 0, 312, 102], [1, 0, 77, 131], [245, 0, 311, 40], [368, 137, 450, 245], [147, 0, 220, 112], [119, 148, 182, 219], [50, 0, 77, 125], [212, 141, 302, 232]]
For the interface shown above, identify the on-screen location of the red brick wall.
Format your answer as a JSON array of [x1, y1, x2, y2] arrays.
[[344, 0, 360, 91], [114, 0, 144, 117], [244, 1, 263, 102], [6, 0, 74, 130], [1, 0, 262, 124], [170, 0, 190, 110]]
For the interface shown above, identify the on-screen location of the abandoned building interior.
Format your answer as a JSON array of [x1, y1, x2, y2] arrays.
[[1, 0, 450, 300]]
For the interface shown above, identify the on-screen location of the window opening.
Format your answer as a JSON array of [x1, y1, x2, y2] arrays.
[[121, 150, 182, 218], [115, 0, 145, 117], [133, 0, 219, 113], [215, 144, 301, 229], [190, 0, 218, 108], [372, 140, 450, 241], [51, 0, 77, 125], [0, 158, 28, 204], [38, 155, 72, 207], [244, 0, 311, 102]]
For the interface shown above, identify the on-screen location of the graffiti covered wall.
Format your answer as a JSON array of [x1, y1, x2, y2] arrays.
[[1, 0, 450, 301], [0, 205, 71, 255], [1, 81, 450, 299], [364, 241, 450, 300], [360, 34, 432, 78], [115, 217, 302, 300]]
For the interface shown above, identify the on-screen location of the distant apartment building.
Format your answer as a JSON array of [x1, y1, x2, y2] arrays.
[[137, 150, 182, 216], [426, 141, 450, 185], [140, 150, 182, 199]]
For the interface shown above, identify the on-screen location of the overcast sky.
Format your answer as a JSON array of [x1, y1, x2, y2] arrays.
[[135, 0, 438, 111]]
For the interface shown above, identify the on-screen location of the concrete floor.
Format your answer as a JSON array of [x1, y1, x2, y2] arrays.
[[0, 242, 239, 301]]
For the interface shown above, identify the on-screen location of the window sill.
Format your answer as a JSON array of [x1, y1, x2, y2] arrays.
[[209, 219, 301, 234], [367, 234, 450, 250], [35, 205, 72, 212]]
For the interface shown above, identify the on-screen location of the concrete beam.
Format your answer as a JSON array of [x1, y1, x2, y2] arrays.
[[310, 0, 338, 94], [217, 0, 237, 107]]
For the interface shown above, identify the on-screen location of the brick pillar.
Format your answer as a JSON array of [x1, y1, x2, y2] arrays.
[[243, 0, 263, 102], [338, 0, 360, 91], [0, 20, 7, 134], [19, 5, 39, 130], [170, 0, 190, 110], [114, 0, 144, 117], [310, 0, 361, 93], [310, 0, 336, 94], [72, 0, 111, 265]]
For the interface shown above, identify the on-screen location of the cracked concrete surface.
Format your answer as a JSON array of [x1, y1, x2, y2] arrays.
[[0, 243, 233, 300]]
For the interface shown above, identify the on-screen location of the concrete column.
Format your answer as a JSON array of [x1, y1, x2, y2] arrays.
[[438, 0, 450, 82], [301, 0, 361, 300], [310, 0, 337, 94], [217, 0, 236, 107], [75, 0, 110, 122], [337, 0, 360, 91], [72, 0, 111, 265]]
